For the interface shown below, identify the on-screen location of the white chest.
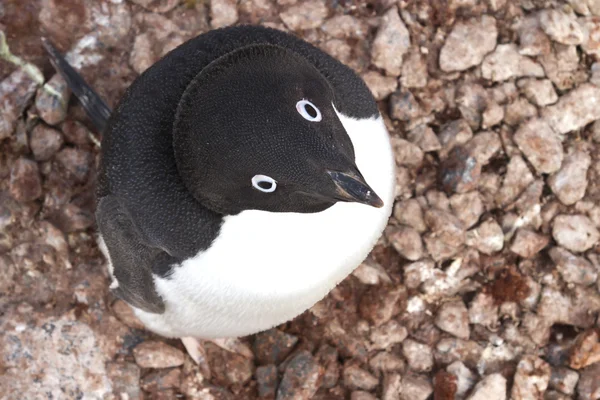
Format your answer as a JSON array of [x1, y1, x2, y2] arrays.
[[134, 112, 396, 338]]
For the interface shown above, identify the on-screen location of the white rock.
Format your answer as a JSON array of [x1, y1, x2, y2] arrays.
[[518, 78, 558, 106], [447, 361, 476, 397], [435, 300, 470, 339], [552, 214, 600, 252], [511, 356, 551, 400], [466, 373, 507, 400], [513, 118, 564, 174], [542, 83, 600, 134], [548, 148, 591, 206], [481, 44, 544, 81], [539, 9, 585, 45], [371, 7, 411, 76]]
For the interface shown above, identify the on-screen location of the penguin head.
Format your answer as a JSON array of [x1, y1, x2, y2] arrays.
[[173, 44, 383, 215]]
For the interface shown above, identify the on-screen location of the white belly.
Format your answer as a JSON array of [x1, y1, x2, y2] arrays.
[[133, 112, 396, 338]]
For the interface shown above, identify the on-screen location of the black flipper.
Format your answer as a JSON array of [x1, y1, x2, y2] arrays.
[[41, 37, 112, 133], [96, 196, 182, 314]]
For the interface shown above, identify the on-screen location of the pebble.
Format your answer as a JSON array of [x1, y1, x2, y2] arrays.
[[210, 0, 238, 28], [407, 125, 441, 153], [9, 158, 42, 202], [447, 361, 476, 397], [496, 155, 535, 206], [577, 363, 600, 399], [510, 229, 549, 258], [504, 96, 538, 127], [539, 44, 583, 91], [481, 44, 544, 81], [0, 68, 39, 140], [371, 7, 411, 76], [389, 90, 424, 122], [29, 124, 64, 161], [343, 364, 379, 391], [450, 191, 484, 229], [466, 373, 506, 400], [370, 351, 405, 373], [518, 16, 552, 56], [466, 219, 504, 255], [205, 342, 253, 386], [466, 131, 502, 167], [424, 209, 466, 260], [549, 367, 579, 396], [55, 148, 92, 183], [130, 0, 180, 13], [518, 78, 558, 106], [481, 102, 504, 129], [352, 257, 392, 285], [133, 341, 185, 369], [141, 368, 181, 392], [435, 338, 484, 370], [511, 355, 551, 400], [321, 15, 368, 39], [439, 146, 481, 194], [315, 344, 339, 389], [438, 120, 474, 160], [387, 225, 424, 261], [370, 320, 408, 350], [513, 118, 564, 175], [279, 0, 328, 31], [391, 137, 424, 168], [111, 299, 147, 330], [383, 374, 402, 400], [106, 362, 142, 400], [548, 148, 591, 206], [542, 83, 600, 134], [361, 71, 398, 101], [359, 286, 405, 327], [435, 300, 470, 340], [402, 339, 434, 372], [439, 15, 498, 72], [401, 50, 428, 88], [35, 74, 70, 126], [539, 9, 585, 45], [468, 293, 498, 329], [351, 391, 378, 400], [400, 374, 433, 400], [253, 329, 298, 366], [569, 329, 600, 370], [552, 214, 599, 253], [256, 364, 278, 399], [276, 350, 322, 400], [580, 16, 600, 58], [60, 120, 92, 146], [549, 247, 598, 286]]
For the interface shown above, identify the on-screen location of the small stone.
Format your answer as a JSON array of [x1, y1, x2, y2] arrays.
[[107, 362, 141, 400], [539, 44, 583, 91], [481, 102, 505, 129], [276, 350, 322, 400], [439, 146, 481, 194], [51, 203, 95, 233], [352, 257, 392, 285], [370, 352, 406, 373], [391, 137, 424, 168], [466, 219, 504, 255], [468, 293, 498, 329], [577, 363, 600, 399], [60, 121, 91, 146], [371, 6, 411, 76], [438, 119, 474, 159], [382, 373, 402, 400], [407, 125, 441, 153], [112, 299, 146, 330], [549, 367, 579, 396], [351, 391, 377, 400], [387, 225, 424, 261], [569, 329, 600, 370], [481, 44, 544, 81], [315, 344, 339, 389], [361, 71, 398, 101], [518, 78, 558, 106], [129, 0, 179, 13], [343, 364, 379, 391], [439, 15, 498, 72], [400, 374, 433, 400], [35, 74, 70, 126], [539, 9, 585, 45], [518, 16, 552, 56], [256, 364, 278, 399], [253, 329, 298, 366], [279, 0, 328, 31], [389, 90, 424, 122], [133, 341, 185, 369], [402, 339, 433, 372], [435, 301, 470, 340], [510, 229, 549, 258], [450, 192, 484, 229], [55, 148, 92, 183], [513, 118, 564, 174], [552, 214, 599, 253], [542, 83, 600, 134], [0, 68, 39, 139], [401, 50, 428, 88], [447, 361, 476, 397], [548, 148, 591, 206], [9, 158, 42, 202], [504, 96, 538, 127], [465, 131, 502, 166], [466, 373, 506, 400], [370, 320, 408, 350], [359, 286, 405, 327], [141, 368, 181, 392], [580, 17, 600, 58], [210, 0, 238, 28], [321, 15, 368, 39], [456, 83, 489, 129], [29, 124, 64, 161], [511, 355, 551, 400], [496, 156, 535, 206], [549, 247, 598, 286], [433, 370, 457, 400]]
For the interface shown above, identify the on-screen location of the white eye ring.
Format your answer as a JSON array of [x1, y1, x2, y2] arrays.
[[252, 175, 277, 193], [296, 99, 322, 122]]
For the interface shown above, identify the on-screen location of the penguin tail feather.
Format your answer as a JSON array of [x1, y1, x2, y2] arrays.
[[41, 37, 112, 134]]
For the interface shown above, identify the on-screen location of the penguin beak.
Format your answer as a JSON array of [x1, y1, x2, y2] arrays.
[[326, 170, 384, 208]]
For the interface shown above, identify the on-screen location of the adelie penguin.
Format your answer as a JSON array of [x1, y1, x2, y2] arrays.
[[43, 25, 396, 361]]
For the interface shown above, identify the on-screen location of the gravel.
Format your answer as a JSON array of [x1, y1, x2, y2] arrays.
[[1, 1, 600, 399]]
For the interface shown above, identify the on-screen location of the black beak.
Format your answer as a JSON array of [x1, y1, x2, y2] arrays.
[[327, 170, 384, 208]]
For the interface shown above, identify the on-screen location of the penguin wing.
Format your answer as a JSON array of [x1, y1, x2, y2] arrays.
[[97, 196, 181, 314]]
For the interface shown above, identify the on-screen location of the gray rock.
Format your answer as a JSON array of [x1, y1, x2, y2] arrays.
[[29, 124, 64, 161], [407, 124, 441, 153], [510, 229, 549, 258], [539, 9, 585, 45], [402, 339, 433, 372], [210, 0, 238, 28], [276, 350, 322, 400], [465, 131, 502, 166], [0, 68, 39, 140], [466, 219, 504, 255], [107, 362, 142, 399], [253, 329, 298, 365], [35, 74, 70, 126], [133, 341, 185, 369], [481, 44, 544, 81], [9, 158, 42, 202], [371, 7, 411, 76], [504, 96, 538, 127], [321, 15, 368, 39], [361, 71, 398, 101], [552, 214, 599, 253], [401, 50, 428, 88], [548, 148, 591, 206], [435, 300, 470, 339], [370, 320, 408, 350], [256, 364, 278, 399], [391, 137, 424, 168], [279, 0, 327, 31], [343, 364, 379, 391], [549, 367, 579, 396], [387, 225, 424, 261], [394, 198, 427, 232], [518, 16, 552, 56], [466, 373, 506, 400], [543, 83, 600, 134], [518, 78, 558, 106], [400, 374, 433, 400], [577, 363, 600, 399], [450, 191, 484, 229], [496, 155, 535, 206], [439, 15, 498, 72], [513, 118, 563, 174], [549, 247, 598, 286]]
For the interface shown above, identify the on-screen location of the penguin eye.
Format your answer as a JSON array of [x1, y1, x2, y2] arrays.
[[252, 175, 277, 193], [296, 100, 322, 122]]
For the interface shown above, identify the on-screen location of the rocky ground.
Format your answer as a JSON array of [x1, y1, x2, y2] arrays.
[[1, 0, 600, 399]]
